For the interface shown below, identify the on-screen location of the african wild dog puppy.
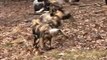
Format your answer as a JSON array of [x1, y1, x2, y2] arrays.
[[32, 23, 68, 51], [33, 0, 50, 14]]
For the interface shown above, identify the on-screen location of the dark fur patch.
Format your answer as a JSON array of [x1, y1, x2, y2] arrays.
[[62, 13, 71, 20]]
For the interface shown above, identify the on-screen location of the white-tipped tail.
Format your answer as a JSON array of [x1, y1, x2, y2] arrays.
[[36, 8, 44, 13], [49, 28, 60, 34]]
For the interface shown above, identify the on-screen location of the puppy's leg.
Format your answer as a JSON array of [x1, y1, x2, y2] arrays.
[[47, 36, 53, 49], [39, 37, 45, 51], [34, 38, 40, 48], [32, 27, 37, 47], [32, 26, 40, 49], [39, 32, 45, 50]]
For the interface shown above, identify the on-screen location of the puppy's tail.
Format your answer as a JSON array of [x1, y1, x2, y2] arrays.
[[58, 30, 68, 38]]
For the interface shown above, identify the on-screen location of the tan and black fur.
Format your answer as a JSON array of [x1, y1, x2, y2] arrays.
[[32, 4, 70, 53], [32, 23, 68, 50]]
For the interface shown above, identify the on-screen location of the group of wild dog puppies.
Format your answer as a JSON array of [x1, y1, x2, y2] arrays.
[[31, 0, 107, 55], [32, 0, 71, 54]]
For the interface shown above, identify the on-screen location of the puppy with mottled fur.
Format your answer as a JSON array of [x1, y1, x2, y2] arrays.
[[32, 4, 70, 52], [33, 0, 51, 14], [32, 23, 68, 50]]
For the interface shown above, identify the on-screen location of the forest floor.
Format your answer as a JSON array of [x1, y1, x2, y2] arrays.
[[0, 0, 107, 60]]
